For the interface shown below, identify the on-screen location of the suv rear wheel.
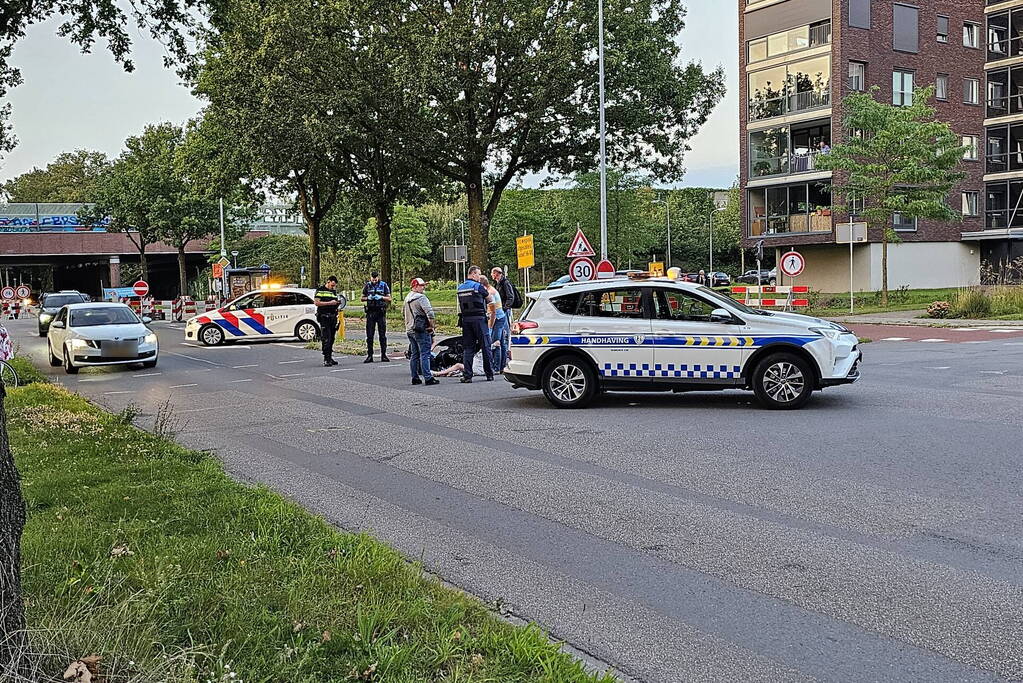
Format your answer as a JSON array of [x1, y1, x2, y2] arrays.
[[541, 355, 597, 409], [752, 352, 813, 409]]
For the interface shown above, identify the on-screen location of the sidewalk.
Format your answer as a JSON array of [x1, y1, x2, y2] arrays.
[[828, 310, 1023, 328]]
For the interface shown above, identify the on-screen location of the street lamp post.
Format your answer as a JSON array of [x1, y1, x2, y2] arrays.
[[597, 0, 608, 261], [654, 194, 672, 268]]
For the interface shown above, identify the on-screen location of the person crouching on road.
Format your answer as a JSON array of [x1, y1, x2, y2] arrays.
[[314, 275, 341, 367], [404, 277, 439, 386], [361, 271, 392, 363], [456, 265, 494, 383], [479, 274, 508, 374]]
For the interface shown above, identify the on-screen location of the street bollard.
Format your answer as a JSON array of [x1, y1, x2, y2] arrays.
[[338, 312, 346, 340]]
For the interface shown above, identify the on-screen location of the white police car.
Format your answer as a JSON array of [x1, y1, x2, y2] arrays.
[[505, 276, 861, 409], [184, 287, 337, 345]]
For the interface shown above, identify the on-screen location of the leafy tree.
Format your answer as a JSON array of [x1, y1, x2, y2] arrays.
[[1, 150, 110, 202], [227, 234, 310, 285], [363, 204, 431, 289], [816, 86, 964, 304], [383, 0, 725, 265]]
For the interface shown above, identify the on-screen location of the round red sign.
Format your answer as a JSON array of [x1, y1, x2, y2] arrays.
[[595, 259, 616, 279], [569, 257, 595, 282], [132, 280, 150, 297], [780, 251, 805, 278]]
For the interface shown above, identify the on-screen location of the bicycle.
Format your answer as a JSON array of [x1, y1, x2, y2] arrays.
[[0, 359, 17, 389], [0, 323, 18, 388]]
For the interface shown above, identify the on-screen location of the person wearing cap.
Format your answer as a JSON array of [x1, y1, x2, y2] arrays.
[[361, 271, 392, 362], [403, 277, 438, 386], [314, 275, 341, 367]]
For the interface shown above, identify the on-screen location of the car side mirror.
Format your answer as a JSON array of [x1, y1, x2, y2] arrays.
[[51, 320, 65, 329], [710, 308, 736, 324], [141, 316, 152, 324]]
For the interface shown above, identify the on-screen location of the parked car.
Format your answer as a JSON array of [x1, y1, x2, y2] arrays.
[[184, 286, 329, 345], [711, 272, 731, 287], [37, 290, 90, 336], [737, 269, 776, 285], [47, 302, 158, 374]]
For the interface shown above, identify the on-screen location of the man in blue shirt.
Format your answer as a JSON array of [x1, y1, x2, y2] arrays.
[[361, 271, 392, 362], [456, 265, 494, 383]]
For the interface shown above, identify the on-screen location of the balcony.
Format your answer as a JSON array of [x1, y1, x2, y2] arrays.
[[748, 20, 831, 65], [749, 89, 831, 122], [751, 149, 831, 178], [749, 120, 831, 178], [748, 182, 833, 237]]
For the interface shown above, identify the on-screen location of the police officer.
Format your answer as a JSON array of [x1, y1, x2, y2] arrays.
[[314, 275, 341, 367], [456, 265, 494, 383], [361, 271, 391, 363]]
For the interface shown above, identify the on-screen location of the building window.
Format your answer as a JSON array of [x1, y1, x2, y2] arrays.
[[963, 135, 979, 160], [964, 78, 980, 105], [962, 191, 979, 217], [850, 0, 871, 30], [986, 180, 1023, 229], [964, 22, 980, 49], [748, 183, 832, 237], [937, 15, 949, 43], [893, 212, 918, 231], [893, 4, 919, 53], [747, 20, 832, 64], [893, 70, 914, 106], [935, 74, 948, 100], [986, 124, 1023, 173], [849, 61, 866, 91]]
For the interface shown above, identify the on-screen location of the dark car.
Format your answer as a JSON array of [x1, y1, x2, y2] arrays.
[[711, 271, 731, 287], [737, 269, 776, 285], [37, 290, 89, 336]]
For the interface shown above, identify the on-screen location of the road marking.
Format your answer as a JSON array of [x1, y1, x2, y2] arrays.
[[272, 343, 306, 349], [992, 329, 1023, 333], [955, 328, 980, 332], [77, 378, 107, 382], [102, 390, 134, 395], [980, 370, 1007, 375], [182, 342, 251, 349], [330, 368, 353, 373], [232, 364, 259, 369], [964, 340, 992, 344], [229, 378, 253, 383], [169, 352, 222, 367], [134, 372, 162, 377], [918, 339, 947, 343], [880, 337, 910, 342], [1004, 342, 1023, 346], [925, 366, 951, 370], [277, 373, 304, 378], [278, 360, 304, 364], [169, 383, 198, 389]]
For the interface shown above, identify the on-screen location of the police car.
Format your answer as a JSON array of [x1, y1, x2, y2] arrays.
[[504, 276, 861, 410], [184, 286, 338, 345]]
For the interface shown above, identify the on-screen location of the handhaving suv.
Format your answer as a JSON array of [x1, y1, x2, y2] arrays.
[[505, 276, 861, 409]]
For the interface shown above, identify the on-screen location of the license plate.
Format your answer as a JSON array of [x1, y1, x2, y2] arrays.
[[103, 341, 137, 358]]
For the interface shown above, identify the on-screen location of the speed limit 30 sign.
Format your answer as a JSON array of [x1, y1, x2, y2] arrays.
[[569, 257, 595, 282]]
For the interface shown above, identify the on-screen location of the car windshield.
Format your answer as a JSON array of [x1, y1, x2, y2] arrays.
[[43, 294, 85, 308], [694, 286, 764, 316], [70, 307, 140, 327]]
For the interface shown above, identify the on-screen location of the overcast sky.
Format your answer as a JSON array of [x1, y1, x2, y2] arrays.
[[0, 3, 738, 189]]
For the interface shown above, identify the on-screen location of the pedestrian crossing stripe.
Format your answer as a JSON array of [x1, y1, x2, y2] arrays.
[[511, 335, 813, 348], [601, 363, 743, 379]]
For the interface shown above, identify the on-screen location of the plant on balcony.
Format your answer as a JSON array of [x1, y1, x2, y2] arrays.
[[816, 86, 965, 306]]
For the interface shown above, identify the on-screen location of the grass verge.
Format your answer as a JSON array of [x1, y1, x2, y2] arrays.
[[8, 383, 613, 682]]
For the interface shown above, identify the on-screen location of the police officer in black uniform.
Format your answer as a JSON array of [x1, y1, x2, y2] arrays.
[[314, 275, 341, 367], [361, 271, 391, 362]]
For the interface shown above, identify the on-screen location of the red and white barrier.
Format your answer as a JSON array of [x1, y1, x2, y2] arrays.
[[731, 285, 810, 308]]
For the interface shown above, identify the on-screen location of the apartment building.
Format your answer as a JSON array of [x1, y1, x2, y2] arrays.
[[971, 0, 1023, 271], [740, 0, 986, 291]]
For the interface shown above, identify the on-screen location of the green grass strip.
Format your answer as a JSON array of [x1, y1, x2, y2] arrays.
[[8, 383, 613, 682]]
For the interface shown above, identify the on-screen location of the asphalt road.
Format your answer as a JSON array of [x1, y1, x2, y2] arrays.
[[8, 316, 1023, 682]]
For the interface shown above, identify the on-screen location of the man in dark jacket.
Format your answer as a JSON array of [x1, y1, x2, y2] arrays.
[[457, 265, 494, 383], [314, 276, 341, 366], [361, 271, 391, 362], [491, 267, 514, 318]]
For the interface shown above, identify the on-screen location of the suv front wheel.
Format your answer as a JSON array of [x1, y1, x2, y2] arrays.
[[752, 352, 813, 410], [541, 355, 597, 409]]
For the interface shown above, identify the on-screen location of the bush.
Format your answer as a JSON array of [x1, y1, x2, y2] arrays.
[[950, 288, 992, 319], [927, 301, 951, 318], [7, 355, 47, 385], [991, 286, 1023, 317]]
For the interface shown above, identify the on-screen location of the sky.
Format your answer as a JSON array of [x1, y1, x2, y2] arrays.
[[0, 3, 739, 190]]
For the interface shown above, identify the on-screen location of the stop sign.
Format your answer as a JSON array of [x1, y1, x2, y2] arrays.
[[595, 259, 616, 279], [132, 280, 150, 297]]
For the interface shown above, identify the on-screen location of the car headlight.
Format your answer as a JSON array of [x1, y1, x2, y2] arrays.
[[809, 327, 845, 341], [39, 313, 53, 322], [144, 333, 158, 344], [71, 339, 98, 349]]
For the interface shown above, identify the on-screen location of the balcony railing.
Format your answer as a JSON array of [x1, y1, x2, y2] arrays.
[[809, 23, 831, 48], [749, 212, 833, 236], [749, 89, 831, 122], [751, 150, 829, 178]]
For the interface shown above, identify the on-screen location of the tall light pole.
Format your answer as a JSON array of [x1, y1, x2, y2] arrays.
[[597, 0, 608, 261], [654, 193, 672, 268]]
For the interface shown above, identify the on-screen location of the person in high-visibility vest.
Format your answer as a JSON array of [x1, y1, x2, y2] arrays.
[[314, 276, 342, 367]]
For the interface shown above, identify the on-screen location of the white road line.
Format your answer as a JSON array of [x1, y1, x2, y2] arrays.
[[182, 342, 251, 349], [964, 340, 992, 344], [980, 370, 1007, 375], [278, 360, 304, 364], [229, 378, 253, 383], [77, 378, 107, 382], [168, 352, 222, 367], [955, 328, 980, 332], [232, 364, 259, 369], [992, 329, 1023, 333], [880, 337, 910, 341], [1004, 342, 1023, 346], [271, 343, 306, 349], [918, 339, 948, 343], [925, 366, 951, 370], [277, 373, 304, 378], [169, 383, 198, 389], [134, 372, 162, 377], [102, 390, 134, 395], [178, 403, 247, 414], [330, 368, 353, 373]]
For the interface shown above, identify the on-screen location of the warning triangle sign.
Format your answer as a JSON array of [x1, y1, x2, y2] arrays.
[[566, 228, 596, 258]]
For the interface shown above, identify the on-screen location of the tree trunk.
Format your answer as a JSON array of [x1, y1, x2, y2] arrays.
[[0, 383, 29, 679], [466, 170, 487, 266], [306, 216, 320, 286], [139, 246, 149, 283], [177, 245, 188, 299], [374, 202, 393, 286], [881, 231, 889, 307]]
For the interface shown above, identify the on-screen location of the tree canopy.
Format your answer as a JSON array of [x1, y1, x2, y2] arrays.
[[1, 149, 110, 202], [817, 86, 965, 303]]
